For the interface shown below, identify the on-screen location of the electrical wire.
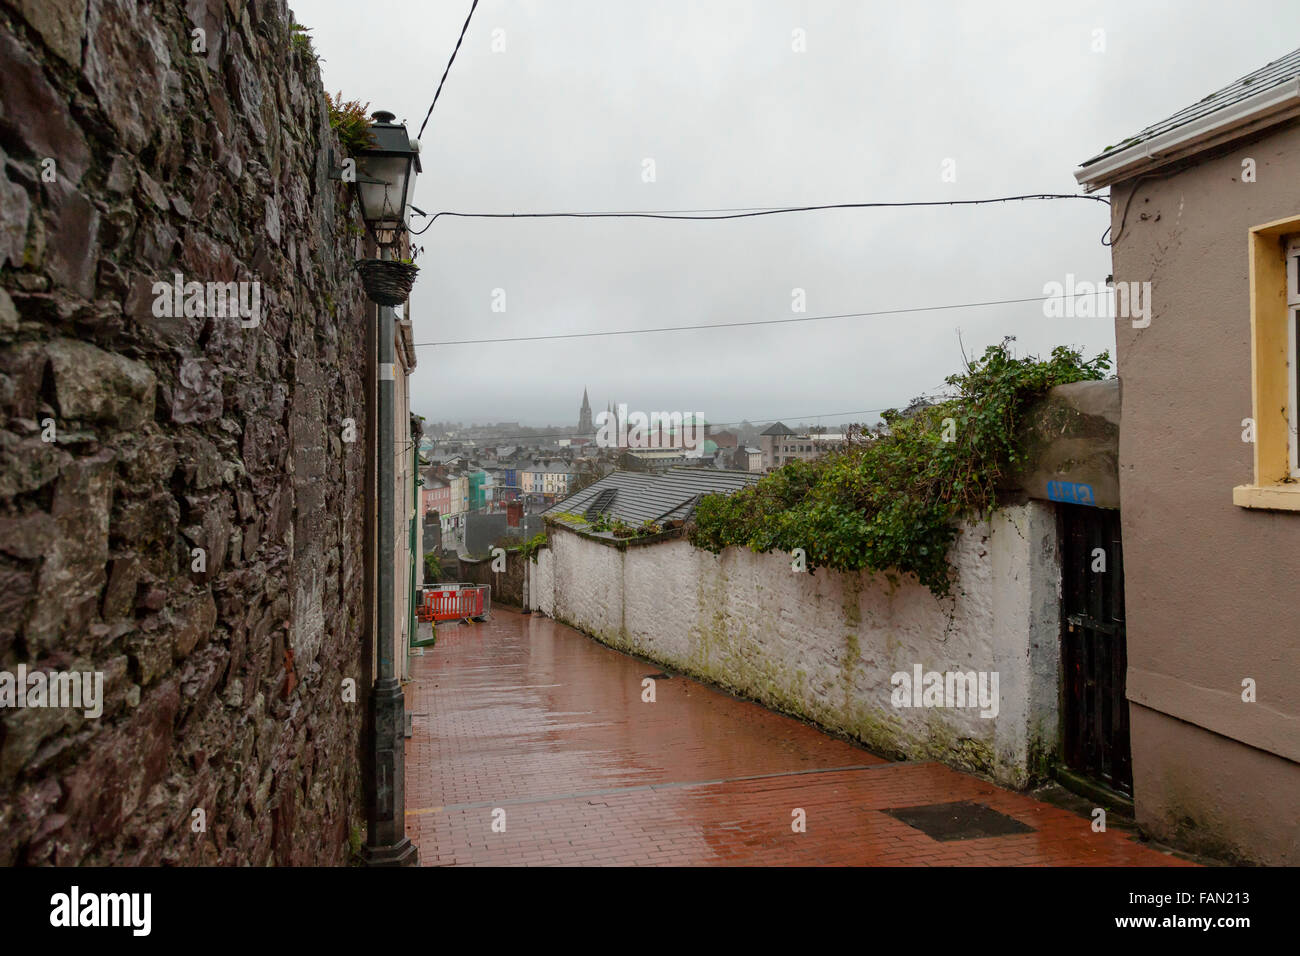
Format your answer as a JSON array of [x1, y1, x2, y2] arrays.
[[1103, 173, 1156, 247], [409, 193, 1109, 235], [416, 0, 480, 141], [412, 289, 1114, 347]]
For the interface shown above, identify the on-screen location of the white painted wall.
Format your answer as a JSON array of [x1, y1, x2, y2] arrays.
[[532, 502, 1060, 787]]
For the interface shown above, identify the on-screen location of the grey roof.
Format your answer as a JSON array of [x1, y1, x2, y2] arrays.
[[761, 421, 796, 436], [545, 467, 760, 526], [525, 458, 571, 472], [1079, 46, 1300, 170]]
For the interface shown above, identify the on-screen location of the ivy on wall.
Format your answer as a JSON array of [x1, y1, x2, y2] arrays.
[[520, 531, 550, 563], [689, 341, 1111, 596]]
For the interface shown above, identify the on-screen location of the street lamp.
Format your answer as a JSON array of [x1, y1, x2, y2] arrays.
[[354, 111, 420, 248], [354, 111, 421, 307], [357, 108, 419, 868]]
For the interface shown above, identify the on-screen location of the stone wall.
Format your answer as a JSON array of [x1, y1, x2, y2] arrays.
[[1015, 379, 1121, 509], [531, 505, 1062, 787], [422, 512, 441, 563], [0, 0, 369, 864], [459, 549, 527, 608]]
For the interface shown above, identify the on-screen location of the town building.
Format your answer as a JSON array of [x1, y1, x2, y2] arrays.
[[1075, 45, 1300, 864], [541, 460, 574, 498], [707, 429, 740, 450], [422, 473, 450, 519], [759, 422, 845, 470]]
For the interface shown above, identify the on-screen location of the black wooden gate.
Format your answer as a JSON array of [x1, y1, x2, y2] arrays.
[[1060, 504, 1132, 795]]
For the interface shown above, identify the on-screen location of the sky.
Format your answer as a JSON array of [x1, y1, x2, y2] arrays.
[[297, 0, 1300, 430]]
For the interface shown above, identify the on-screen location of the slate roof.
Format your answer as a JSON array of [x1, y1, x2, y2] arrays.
[[1078, 46, 1300, 179], [760, 421, 796, 436], [545, 467, 760, 526]]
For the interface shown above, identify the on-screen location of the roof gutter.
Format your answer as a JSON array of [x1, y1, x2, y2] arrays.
[[1074, 76, 1300, 192]]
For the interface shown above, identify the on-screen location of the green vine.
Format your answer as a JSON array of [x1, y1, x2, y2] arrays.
[[519, 531, 549, 563], [689, 341, 1110, 596], [423, 551, 442, 581]]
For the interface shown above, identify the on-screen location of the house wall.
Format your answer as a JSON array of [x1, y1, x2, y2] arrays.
[[0, 0, 367, 863], [422, 484, 449, 517], [531, 505, 1062, 787], [451, 475, 468, 515], [464, 512, 543, 557], [464, 512, 509, 558], [1108, 122, 1300, 863]]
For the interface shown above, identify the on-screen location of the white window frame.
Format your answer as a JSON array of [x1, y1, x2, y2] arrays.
[[1288, 237, 1300, 478]]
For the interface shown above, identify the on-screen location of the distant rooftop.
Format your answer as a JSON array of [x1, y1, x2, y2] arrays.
[[545, 467, 759, 527], [761, 421, 796, 436]]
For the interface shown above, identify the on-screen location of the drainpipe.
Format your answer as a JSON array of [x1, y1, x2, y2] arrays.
[[409, 444, 418, 647], [364, 289, 418, 866]]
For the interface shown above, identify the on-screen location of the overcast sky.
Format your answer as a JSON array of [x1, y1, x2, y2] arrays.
[[297, 0, 1300, 431]]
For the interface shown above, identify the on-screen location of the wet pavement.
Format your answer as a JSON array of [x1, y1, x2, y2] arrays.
[[403, 609, 1192, 866]]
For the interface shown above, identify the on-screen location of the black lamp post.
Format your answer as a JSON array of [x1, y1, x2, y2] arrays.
[[357, 110, 419, 867]]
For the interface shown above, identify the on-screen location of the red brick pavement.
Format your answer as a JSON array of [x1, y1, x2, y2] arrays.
[[404, 609, 1192, 867]]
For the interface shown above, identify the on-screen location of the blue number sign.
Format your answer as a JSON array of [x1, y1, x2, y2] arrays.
[[1046, 480, 1095, 506]]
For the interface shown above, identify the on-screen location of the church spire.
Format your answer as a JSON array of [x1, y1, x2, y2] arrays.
[[578, 387, 594, 434]]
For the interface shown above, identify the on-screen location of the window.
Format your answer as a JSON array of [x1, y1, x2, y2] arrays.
[[1289, 237, 1300, 478], [1235, 219, 1300, 510]]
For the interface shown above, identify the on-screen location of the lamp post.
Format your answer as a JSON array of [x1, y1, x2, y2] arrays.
[[355, 111, 420, 867]]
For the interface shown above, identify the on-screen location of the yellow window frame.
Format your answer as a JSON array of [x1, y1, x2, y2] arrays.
[[1234, 214, 1300, 511]]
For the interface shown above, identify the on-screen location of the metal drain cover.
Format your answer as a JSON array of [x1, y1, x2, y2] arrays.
[[883, 801, 1035, 841]]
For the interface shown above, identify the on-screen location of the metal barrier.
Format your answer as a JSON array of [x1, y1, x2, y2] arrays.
[[417, 584, 490, 623]]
